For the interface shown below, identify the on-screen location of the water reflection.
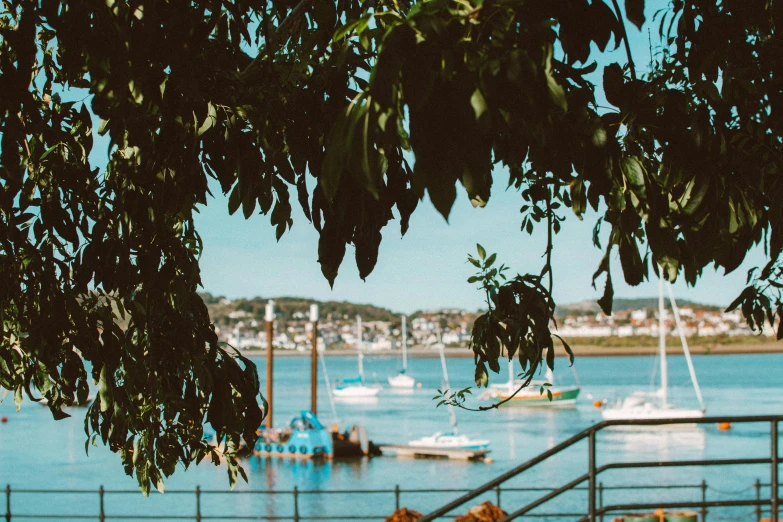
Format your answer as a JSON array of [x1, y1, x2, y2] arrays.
[[600, 426, 706, 461], [388, 388, 415, 396], [333, 396, 380, 405]]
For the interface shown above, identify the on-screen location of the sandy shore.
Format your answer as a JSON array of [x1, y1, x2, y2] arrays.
[[239, 342, 783, 358]]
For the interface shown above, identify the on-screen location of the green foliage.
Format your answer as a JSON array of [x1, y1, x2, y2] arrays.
[[2, 0, 783, 490], [439, 247, 573, 410], [0, 0, 268, 493]]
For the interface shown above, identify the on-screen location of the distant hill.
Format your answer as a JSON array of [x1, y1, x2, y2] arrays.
[[558, 297, 723, 317], [201, 292, 725, 326], [200, 293, 401, 325]]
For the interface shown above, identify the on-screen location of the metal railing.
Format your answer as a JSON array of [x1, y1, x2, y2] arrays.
[[420, 415, 781, 522], [1, 480, 773, 521]]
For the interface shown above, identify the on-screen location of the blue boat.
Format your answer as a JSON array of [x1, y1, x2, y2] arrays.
[[254, 410, 333, 459]]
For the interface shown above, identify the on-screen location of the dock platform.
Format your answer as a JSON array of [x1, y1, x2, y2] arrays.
[[378, 444, 490, 461]]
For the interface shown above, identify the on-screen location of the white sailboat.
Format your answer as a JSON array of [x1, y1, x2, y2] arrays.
[[408, 322, 489, 450], [602, 277, 706, 422], [482, 357, 581, 406], [388, 315, 416, 388], [334, 316, 382, 398]]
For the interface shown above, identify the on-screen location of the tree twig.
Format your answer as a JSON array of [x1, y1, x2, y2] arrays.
[[545, 187, 554, 297], [476, 367, 539, 411], [610, 0, 637, 80]]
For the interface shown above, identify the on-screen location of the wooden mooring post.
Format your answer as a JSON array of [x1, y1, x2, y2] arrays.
[[310, 304, 319, 415], [99, 485, 105, 522], [195, 485, 202, 522], [265, 300, 275, 429], [701, 479, 707, 522]]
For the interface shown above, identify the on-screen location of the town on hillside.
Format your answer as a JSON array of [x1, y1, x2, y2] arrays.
[[201, 293, 775, 353]]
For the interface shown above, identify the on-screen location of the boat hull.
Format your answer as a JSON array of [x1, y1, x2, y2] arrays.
[[408, 440, 490, 450], [387, 373, 415, 388], [254, 411, 333, 459], [601, 407, 705, 422], [490, 386, 581, 406], [407, 432, 490, 450], [333, 385, 381, 397]]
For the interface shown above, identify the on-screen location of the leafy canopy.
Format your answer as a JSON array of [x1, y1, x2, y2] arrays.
[[1, 0, 782, 491]]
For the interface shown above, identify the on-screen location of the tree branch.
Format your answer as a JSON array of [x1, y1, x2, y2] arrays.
[[610, 0, 637, 80], [240, 0, 316, 80], [476, 368, 539, 411], [545, 187, 554, 297]]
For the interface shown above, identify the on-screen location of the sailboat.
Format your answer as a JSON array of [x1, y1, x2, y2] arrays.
[[481, 358, 580, 406], [408, 323, 489, 450], [602, 277, 706, 422], [333, 315, 382, 398], [388, 315, 416, 388]]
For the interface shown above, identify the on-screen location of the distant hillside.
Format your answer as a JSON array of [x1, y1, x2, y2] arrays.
[[200, 293, 400, 325], [558, 297, 723, 317], [201, 292, 726, 327]]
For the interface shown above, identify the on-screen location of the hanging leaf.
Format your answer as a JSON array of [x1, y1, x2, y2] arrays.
[[625, 0, 646, 31]]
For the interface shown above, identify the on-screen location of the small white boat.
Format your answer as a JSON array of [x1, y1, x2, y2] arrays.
[[407, 324, 490, 452], [482, 361, 580, 406], [408, 431, 490, 450], [387, 373, 415, 388], [602, 394, 704, 421], [602, 278, 706, 423], [335, 316, 382, 398], [388, 315, 416, 388], [333, 381, 381, 398]]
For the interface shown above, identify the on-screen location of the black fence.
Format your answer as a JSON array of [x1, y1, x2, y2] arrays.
[[419, 415, 781, 522], [1, 480, 777, 521]]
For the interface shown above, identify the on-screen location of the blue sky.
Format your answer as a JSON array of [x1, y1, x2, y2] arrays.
[[192, 2, 766, 313], [87, 1, 767, 314]]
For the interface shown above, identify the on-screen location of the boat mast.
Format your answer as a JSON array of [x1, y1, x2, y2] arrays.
[[357, 315, 364, 383], [507, 359, 515, 394], [666, 282, 706, 411], [318, 344, 339, 424], [436, 319, 458, 429], [658, 275, 668, 408], [401, 314, 408, 373]]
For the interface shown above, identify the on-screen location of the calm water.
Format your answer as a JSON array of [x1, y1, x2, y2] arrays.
[[0, 353, 781, 520]]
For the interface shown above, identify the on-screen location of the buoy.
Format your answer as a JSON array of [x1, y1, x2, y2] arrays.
[[416, 382, 422, 388], [717, 422, 731, 431], [483, 457, 494, 463], [1, 416, 7, 423], [593, 400, 603, 408]]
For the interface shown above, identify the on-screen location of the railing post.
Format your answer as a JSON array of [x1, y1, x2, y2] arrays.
[[496, 485, 501, 509], [293, 486, 300, 522], [5, 484, 10, 522], [588, 430, 597, 522], [772, 420, 779, 522], [195, 485, 201, 522], [598, 482, 604, 522], [99, 485, 105, 522], [394, 485, 400, 511], [701, 479, 707, 522], [756, 479, 762, 522]]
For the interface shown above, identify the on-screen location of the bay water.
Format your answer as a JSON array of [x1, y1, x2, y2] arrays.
[[0, 353, 781, 520]]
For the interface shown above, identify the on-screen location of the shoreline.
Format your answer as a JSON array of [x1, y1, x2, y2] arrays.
[[239, 343, 783, 358]]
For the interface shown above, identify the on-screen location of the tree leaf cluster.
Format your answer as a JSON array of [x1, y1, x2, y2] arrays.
[[3, 0, 783, 488]]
